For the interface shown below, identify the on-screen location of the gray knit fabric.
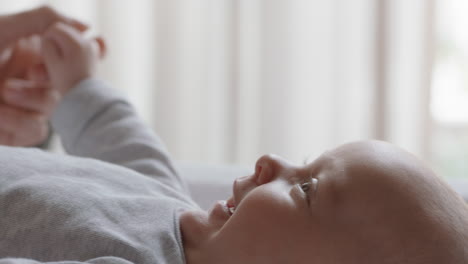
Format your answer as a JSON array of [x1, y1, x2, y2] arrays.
[[0, 79, 198, 264]]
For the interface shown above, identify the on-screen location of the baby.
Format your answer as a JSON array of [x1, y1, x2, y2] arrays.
[[0, 22, 467, 264], [182, 143, 468, 263]]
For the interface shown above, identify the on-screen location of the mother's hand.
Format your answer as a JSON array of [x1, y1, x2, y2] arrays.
[[0, 6, 86, 147], [0, 6, 87, 53]]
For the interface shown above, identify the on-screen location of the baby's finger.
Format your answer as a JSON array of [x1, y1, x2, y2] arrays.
[[27, 64, 49, 83], [41, 32, 62, 64], [3, 36, 43, 79], [2, 79, 59, 115], [44, 23, 84, 57]]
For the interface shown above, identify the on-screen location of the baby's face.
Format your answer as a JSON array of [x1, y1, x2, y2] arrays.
[[180, 141, 466, 263], [181, 152, 323, 263]]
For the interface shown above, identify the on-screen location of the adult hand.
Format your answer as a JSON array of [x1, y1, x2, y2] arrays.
[[0, 6, 87, 147], [0, 6, 87, 53]]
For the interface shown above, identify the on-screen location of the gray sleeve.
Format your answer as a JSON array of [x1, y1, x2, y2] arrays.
[[0, 257, 133, 264], [51, 78, 188, 193]]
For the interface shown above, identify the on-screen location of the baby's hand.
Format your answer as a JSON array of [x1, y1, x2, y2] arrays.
[[41, 23, 105, 95]]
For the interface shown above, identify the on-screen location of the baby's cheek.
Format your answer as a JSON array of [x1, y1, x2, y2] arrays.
[[223, 190, 306, 258], [234, 188, 297, 233]]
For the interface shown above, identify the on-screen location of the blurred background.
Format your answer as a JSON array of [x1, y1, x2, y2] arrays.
[[1, 0, 466, 179]]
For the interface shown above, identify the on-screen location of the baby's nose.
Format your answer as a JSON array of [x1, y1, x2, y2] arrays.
[[254, 154, 290, 184]]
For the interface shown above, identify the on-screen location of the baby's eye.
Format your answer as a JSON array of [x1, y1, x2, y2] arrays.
[[300, 182, 311, 193]]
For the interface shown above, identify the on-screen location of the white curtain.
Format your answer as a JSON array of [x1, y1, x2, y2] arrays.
[[0, 0, 434, 167]]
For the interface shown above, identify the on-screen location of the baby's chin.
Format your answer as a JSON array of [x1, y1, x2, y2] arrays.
[[179, 200, 234, 245]]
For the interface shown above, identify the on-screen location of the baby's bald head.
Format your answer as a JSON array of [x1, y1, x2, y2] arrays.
[[316, 141, 468, 263]]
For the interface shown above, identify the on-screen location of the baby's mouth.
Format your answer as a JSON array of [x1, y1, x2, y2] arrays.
[[224, 199, 236, 216], [227, 204, 236, 216]]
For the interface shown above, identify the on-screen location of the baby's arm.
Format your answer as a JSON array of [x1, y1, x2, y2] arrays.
[[41, 23, 188, 193]]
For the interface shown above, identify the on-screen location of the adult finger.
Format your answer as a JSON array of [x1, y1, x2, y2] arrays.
[[0, 6, 88, 51], [2, 79, 59, 115], [35, 6, 89, 32]]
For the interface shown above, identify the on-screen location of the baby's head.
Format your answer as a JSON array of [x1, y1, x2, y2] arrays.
[[180, 140, 468, 263]]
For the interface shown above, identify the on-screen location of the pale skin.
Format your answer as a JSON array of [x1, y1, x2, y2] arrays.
[[0, 6, 96, 146], [37, 22, 468, 264], [180, 141, 468, 263]]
